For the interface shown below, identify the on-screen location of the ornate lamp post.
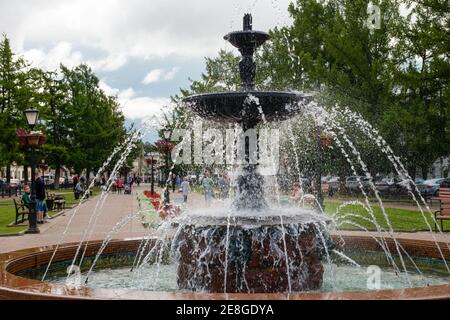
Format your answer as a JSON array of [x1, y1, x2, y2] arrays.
[[23, 107, 40, 234], [146, 153, 158, 196], [155, 139, 175, 204]]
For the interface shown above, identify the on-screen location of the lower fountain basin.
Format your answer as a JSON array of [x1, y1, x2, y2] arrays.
[[173, 214, 332, 293], [183, 91, 311, 124]]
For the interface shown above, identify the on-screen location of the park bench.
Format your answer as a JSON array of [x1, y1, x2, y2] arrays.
[[13, 198, 28, 225], [53, 197, 66, 210], [46, 192, 66, 211], [433, 188, 450, 232]]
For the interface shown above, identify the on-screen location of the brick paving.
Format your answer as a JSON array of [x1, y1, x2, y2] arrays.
[[0, 185, 148, 253]]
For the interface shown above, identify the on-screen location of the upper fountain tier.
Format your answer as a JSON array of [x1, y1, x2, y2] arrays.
[[183, 14, 311, 129]]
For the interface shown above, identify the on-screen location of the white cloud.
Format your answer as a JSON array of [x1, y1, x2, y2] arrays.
[[163, 67, 180, 80], [99, 80, 120, 96], [142, 69, 165, 84], [121, 96, 171, 120], [23, 42, 83, 70], [1, 0, 293, 62], [142, 66, 180, 84], [99, 81, 171, 120], [0, 0, 293, 124], [88, 54, 128, 72]]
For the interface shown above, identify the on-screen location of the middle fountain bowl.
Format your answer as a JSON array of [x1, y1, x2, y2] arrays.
[[183, 91, 312, 125]]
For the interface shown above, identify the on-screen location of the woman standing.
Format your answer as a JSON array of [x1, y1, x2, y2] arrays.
[[35, 173, 48, 224]]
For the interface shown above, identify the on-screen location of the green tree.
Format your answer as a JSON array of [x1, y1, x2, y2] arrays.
[[381, 0, 450, 178], [61, 64, 126, 178], [0, 34, 34, 183]]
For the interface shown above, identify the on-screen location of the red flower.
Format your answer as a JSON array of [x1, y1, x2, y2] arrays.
[[158, 204, 181, 220], [155, 139, 175, 154]]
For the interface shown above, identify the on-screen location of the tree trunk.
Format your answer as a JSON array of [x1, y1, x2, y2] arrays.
[[23, 165, 29, 183], [421, 166, 429, 180], [6, 164, 11, 183], [408, 165, 416, 181], [54, 164, 61, 189]]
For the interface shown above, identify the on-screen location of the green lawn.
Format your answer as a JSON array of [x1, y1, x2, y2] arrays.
[[324, 200, 450, 232], [0, 206, 27, 235], [0, 187, 101, 236]]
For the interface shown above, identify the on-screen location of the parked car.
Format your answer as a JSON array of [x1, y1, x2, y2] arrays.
[[42, 175, 55, 186], [421, 178, 445, 198], [327, 176, 341, 194], [9, 178, 20, 188], [0, 179, 6, 189], [375, 177, 393, 194], [346, 176, 371, 194], [440, 178, 450, 189]]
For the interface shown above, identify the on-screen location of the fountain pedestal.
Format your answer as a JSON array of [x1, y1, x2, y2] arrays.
[[174, 216, 330, 293]]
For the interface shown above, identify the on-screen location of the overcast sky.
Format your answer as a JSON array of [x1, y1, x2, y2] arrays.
[[0, 0, 293, 135]]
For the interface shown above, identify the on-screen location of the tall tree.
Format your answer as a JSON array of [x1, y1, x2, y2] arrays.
[[0, 34, 33, 183]]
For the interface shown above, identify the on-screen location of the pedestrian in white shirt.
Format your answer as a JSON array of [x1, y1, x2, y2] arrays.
[[181, 177, 191, 203]]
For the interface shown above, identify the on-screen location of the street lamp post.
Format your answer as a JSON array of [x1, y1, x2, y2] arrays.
[[39, 160, 48, 179], [24, 108, 40, 234], [146, 153, 157, 195]]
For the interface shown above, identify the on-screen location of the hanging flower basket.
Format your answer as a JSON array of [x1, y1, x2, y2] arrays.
[[320, 132, 333, 148], [155, 139, 175, 155], [16, 129, 28, 146], [16, 130, 47, 146]]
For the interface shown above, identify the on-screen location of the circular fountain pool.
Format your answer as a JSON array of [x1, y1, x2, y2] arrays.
[[1, 235, 449, 300], [38, 251, 449, 294]]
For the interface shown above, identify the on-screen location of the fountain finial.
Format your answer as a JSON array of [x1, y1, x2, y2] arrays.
[[243, 13, 252, 31]]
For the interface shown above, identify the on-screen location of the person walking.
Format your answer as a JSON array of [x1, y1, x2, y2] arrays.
[[35, 173, 48, 224], [202, 171, 214, 205], [72, 174, 79, 192], [172, 173, 177, 192], [180, 176, 191, 204], [117, 178, 123, 194], [218, 173, 230, 199], [127, 175, 133, 193]]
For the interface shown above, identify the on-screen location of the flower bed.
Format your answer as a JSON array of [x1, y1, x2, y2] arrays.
[[158, 203, 181, 220], [143, 191, 161, 210]]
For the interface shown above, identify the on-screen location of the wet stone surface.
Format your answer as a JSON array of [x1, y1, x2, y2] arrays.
[[174, 221, 331, 293]]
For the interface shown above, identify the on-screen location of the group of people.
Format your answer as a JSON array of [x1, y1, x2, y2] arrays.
[[72, 175, 89, 199], [21, 173, 49, 224], [111, 176, 135, 194]]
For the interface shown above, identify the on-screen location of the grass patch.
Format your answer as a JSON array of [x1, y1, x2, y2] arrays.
[[0, 206, 27, 235], [324, 200, 450, 232], [0, 188, 101, 236]]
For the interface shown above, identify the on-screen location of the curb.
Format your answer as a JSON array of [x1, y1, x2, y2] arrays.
[[0, 230, 26, 237]]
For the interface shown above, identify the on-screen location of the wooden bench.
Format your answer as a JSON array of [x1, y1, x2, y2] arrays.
[[434, 202, 450, 232], [433, 188, 450, 232], [432, 187, 450, 203], [46, 192, 66, 211], [53, 197, 66, 210], [13, 198, 28, 225]]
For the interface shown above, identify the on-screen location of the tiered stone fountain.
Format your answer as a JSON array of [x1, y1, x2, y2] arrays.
[[179, 14, 332, 293]]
